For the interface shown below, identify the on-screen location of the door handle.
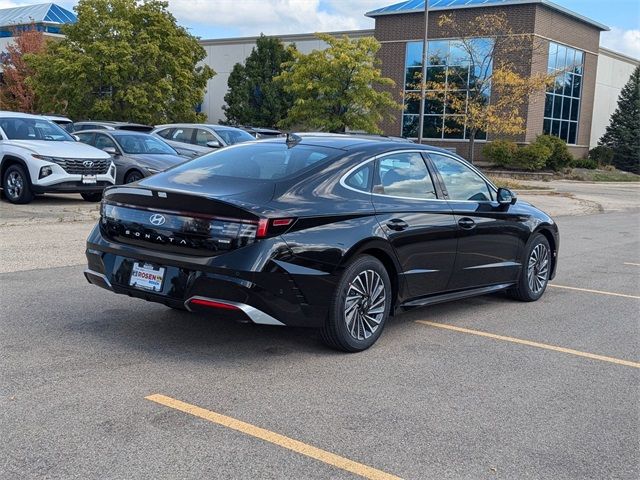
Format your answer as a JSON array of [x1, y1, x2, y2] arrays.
[[386, 218, 409, 231], [458, 217, 476, 230]]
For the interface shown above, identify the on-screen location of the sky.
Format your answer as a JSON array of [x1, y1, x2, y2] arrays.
[[1, 0, 639, 58]]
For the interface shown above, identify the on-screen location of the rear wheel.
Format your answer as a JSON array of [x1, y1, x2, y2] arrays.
[[320, 255, 391, 352], [509, 233, 551, 302], [81, 192, 102, 202], [2, 164, 33, 204]]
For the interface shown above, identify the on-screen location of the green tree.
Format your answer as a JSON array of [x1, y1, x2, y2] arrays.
[[599, 66, 640, 174], [26, 0, 214, 124], [276, 34, 401, 133], [223, 35, 295, 127]]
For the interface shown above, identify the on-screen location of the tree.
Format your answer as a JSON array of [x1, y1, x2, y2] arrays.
[[223, 35, 295, 127], [276, 34, 401, 133], [26, 0, 214, 124], [407, 13, 553, 162], [599, 66, 640, 174], [0, 25, 46, 113]]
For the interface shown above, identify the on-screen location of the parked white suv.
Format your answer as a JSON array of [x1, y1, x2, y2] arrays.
[[0, 112, 115, 204]]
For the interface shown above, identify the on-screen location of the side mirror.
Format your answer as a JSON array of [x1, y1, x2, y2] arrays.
[[497, 187, 517, 206], [207, 140, 221, 148], [103, 146, 118, 156]]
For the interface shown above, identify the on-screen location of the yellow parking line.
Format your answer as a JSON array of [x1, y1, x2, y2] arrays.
[[145, 394, 403, 480], [416, 321, 640, 369], [623, 262, 640, 267], [549, 284, 640, 299]]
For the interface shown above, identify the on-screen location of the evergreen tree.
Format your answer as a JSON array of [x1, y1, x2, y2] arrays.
[[599, 66, 640, 174], [223, 35, 294, 127]]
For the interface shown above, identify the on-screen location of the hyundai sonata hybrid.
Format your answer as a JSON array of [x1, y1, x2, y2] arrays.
[[84, 134, 559, 352]]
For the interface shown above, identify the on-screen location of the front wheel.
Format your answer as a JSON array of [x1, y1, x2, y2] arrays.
[[125, 170, 143, 184], [320, 255, 392, 352], [81, 192, 103, 202], [509, 233, 551, 302], [2, 164, 33, 204]]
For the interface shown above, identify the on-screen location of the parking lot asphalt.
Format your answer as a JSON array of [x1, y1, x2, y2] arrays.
[[1, 190, 639, 479]]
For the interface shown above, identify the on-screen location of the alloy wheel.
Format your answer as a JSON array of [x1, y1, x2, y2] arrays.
[[6, 171, 24, 200], [344, 269, 386, 340], [527, 243, 550, 294]]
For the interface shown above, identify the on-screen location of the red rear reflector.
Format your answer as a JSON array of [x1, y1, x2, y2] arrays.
[[272, 218, 294, 227], [190, 298, 239, 310]]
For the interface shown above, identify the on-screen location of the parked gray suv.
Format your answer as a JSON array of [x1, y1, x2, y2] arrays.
[[152, 124, 255, 158]]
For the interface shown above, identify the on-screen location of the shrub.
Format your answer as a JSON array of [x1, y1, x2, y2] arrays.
[[512, 143, 552, 171], [588, 145, 614, 166], [571, 158, 598, 169], [482, 140, 518, 167], [534, 135, 573, 171]]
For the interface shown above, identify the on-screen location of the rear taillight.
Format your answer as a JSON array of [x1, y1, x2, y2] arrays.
[[256, 218, 296, 238]]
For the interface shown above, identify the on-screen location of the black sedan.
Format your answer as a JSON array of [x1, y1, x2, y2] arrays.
[[75, 130, 187, 184], [84, 134, 559, 352]]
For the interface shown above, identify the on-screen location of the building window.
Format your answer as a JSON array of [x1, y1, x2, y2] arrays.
[[402, 39, 493, 141], [543, 42, 584, 145]]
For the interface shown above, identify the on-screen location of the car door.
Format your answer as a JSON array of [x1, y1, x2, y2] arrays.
[[370, 151, 458, 299], [426, 152, 526, 290]]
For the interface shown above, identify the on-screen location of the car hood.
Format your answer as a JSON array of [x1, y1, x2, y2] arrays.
[[3, 140, 111, 159], [125, 153, 188, 170]]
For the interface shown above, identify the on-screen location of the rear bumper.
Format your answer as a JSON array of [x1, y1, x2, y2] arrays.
[[85, 226, 335, 328]]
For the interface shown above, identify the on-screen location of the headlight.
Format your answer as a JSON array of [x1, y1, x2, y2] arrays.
[[146, 168, 160, 174]]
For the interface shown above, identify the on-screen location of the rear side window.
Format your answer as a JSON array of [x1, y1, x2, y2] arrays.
[[166, 142, 340, 184], [171, 128, 194, 144], [344, 163, 372, 192], [155, 128, 174, 139], [375, 152, 437, 199]]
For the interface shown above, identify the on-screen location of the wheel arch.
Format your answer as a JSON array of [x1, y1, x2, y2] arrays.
[[534, 226, 558, 279], [1, 155, 31, 184], [123, 167, 144, 183]]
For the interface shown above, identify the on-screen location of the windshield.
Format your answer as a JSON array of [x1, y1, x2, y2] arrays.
[[113, 134, 176, 155], [213, 128, 255, 145], [166, 142, 340, 185], [0, 117, 74, 141]]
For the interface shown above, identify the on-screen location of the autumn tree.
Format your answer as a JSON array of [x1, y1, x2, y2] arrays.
[[223, 35, 295, 127], [0, 25, 46, 113], [276, 34, 401, 133], [26, 0, 214, 124], [407, 13, 554, 162]]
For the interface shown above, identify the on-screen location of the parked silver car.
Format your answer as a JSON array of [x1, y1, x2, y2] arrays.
[[152, 124, 256, 158], [75, 130, 187, 184]]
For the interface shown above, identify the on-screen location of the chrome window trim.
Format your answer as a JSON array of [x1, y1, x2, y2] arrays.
[[339, 148, 498, 203]]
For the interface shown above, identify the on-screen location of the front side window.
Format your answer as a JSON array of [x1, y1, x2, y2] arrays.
[[113, 134, 176, 155], [213, 128, 255, 145], [0, 117, 74, 141], [429, 153, 492, 201], [95, 133, 117, 151], [75, 132, 95, 145], [375, 152, 436, 199], [543, 42, 584, 145], [195, 128, 215, 146]]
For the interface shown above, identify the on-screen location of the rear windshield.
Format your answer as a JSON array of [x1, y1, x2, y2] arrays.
[[166, 142, 340, 184]]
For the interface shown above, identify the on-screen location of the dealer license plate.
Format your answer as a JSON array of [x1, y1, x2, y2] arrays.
[[82, 175, 97, 184], [129, 262, 165, 292]]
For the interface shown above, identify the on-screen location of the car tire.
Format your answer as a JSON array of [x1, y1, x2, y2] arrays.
[[509, 233, 551, 302], [320, 255, 392, 352], [2, 164, 33, 204], [81, 192, 103, 202], [125, 170, 143, 184]]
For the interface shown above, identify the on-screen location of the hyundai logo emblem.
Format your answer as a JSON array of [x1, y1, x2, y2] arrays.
[[149, 213, 166, 226], [83, 160, 94, 168]]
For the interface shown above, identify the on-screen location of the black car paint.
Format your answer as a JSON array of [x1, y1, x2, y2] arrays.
[[85, 137, 559, 328]]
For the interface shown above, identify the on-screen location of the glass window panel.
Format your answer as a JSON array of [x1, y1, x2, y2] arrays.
[[562, 97, 571, 120], [568, 122, 578, 144], [560, 121, 569, 142], [429, 153, 492, 202], [570, 98, 579, 121], [547, 42, 558, 72], [376, 152, 437, 199], [469, 38, 493, 65], [402, 115, 419, 138], [424, 96, 445, 115], [544, 93, 553, 118], [552, 120, 561, 136], [449, 41, 469, 66], [443, 116, 465, 139], [423, 115, 443, 139], [447, 66, 469, 88], [445, 90, 467, 114], [555, 44, 567, 70], [406, 42, 423, 67], [404, 96, 420, 114], [428, 40, 449, 65], [472, 129, 487, 140], [574, 50, 584, 67], [572, 74, 582, 98], [405, 68, 422, 89], [543, 118, 551, 135], [425, 66, 447, 84], [552, 95, 562, 118], [564, 73, 574, 97]]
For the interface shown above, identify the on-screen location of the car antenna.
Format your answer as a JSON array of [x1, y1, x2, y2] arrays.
[[285, 132, 302, 148]]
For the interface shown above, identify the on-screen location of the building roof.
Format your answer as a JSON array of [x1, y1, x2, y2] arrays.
[[366, 0, 609, 31], [0, 3, 76, 28]]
